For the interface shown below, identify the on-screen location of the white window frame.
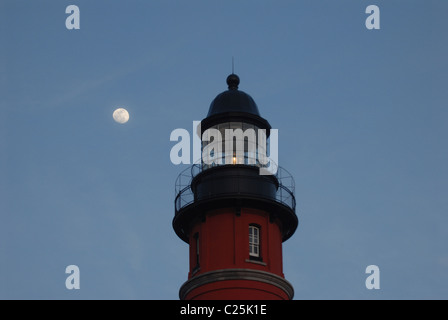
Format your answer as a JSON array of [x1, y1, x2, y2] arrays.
[[249, 225, 260, 258]]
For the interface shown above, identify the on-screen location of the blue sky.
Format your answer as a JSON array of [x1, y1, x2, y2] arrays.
[[1, 0, 447, 299]]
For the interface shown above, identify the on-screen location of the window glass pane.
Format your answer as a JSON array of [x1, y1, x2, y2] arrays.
[[230, 122, 242, 130], [218, 122, 230, 131], [219, 122, 229, 159], [196, 237, 199, 255], [219, 123, 229, 142], [242, 122, 254, 132]]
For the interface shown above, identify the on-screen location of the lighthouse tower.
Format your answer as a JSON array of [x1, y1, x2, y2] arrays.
[[173, 74, 298, 300]]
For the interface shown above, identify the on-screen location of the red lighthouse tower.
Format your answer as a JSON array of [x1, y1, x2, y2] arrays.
[[173, 74, 298, 300]]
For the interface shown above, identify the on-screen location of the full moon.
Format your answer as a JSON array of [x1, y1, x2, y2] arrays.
[[113, 108, 129, 124]]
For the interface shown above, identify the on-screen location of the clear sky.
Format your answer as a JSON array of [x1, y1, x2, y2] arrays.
[[1, 0, 447, 300]]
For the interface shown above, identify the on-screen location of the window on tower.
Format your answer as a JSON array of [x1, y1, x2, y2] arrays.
[[249, 225, 261, 261], [193, 232, 200, 270]]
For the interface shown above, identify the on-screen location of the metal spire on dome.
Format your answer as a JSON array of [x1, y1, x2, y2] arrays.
[[226, 56, 240, 90]]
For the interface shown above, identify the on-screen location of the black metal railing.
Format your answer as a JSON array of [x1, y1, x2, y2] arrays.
[[174, 156, 295, 214]]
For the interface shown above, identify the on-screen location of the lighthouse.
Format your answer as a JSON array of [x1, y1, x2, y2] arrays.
[[173, 74, 298, 300]]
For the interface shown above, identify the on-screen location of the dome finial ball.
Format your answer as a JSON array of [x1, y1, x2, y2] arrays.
[[226, 74, 240, 90]]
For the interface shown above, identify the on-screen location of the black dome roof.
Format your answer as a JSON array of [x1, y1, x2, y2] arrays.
[[207, 74, 261, 117]]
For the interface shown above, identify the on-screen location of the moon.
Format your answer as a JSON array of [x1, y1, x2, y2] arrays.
[[113, 108, 129, 124]]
